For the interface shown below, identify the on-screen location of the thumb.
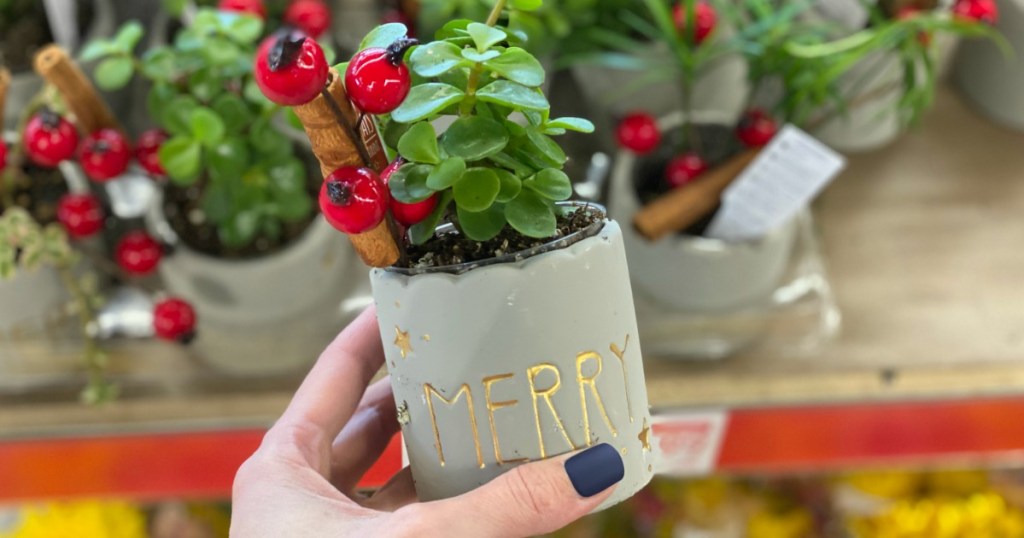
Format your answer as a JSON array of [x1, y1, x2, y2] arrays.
[[416, 443, 624, 537]]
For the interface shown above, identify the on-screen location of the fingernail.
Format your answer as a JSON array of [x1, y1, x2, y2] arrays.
[[564, 443, 624, 497]]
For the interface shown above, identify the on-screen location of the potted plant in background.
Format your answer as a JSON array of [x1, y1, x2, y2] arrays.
[[804, 0, 1003, 152], [81, 8, 359, 375], [255, 0, 654, 505], [952, 0, 1024, 130]]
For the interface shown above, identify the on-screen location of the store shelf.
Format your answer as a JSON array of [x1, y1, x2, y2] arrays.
[[4, 87, 1024, 501]]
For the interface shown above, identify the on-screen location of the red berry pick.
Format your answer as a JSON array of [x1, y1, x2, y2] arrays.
[[673, 1, 718, 45], [665, 152, 708, 189], [617, 113, 661, 154], [24, 109, 79, 167], [285, 0, 332, 40], [953, 0, 998, 24], [135, 129, 168, 177], [79, 128, 131, 182], [736, 110, 778, 148], [153, 297, 197, 343], [254, 30, 329, 106], [217, 0, 266, 19], [116, 231, 163, 275], [0, 141, 7, 171], [345, 37, 418, 115], [320, 167, 389, 234], [57, 194, 105, 239], [382, 158, 438, 226]]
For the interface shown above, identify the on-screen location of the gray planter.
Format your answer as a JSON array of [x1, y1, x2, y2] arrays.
[[812, 50, 904, 153], [608, 111, 800, 358], [371, 209, 654, 507], [954, 0, 1024, 131]]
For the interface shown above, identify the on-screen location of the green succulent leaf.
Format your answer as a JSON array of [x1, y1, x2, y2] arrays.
[[359, 23, 409, 51], [188, 67, 221, 102], [494, 169, 523, 202], [229, 13, 264, 43], [382, 119, 413, 150], [441, 116, 509, 161], [189, 107, 227, 147], [79, 40, 116, 62], [426, 157, 467, 190], [212, 93, 253, 133], [162, 95, 200, 136], [208, 138, 250, 181], [467, 23, 508, 52], [140, 48, 176, 81], [221, 211, 260, 248], [462, 48, 501, 63], [526, 129, 567, 164], [506, 189, 556, 238], [524, 168, 572, 200], [391, 83, 465, 123], [545, 117, 595, 133], [249, 117, 290, 157], [476, 80, 549, 111], [510, 0, 543, 11], [436, 19, 473, 39], [410, 41, 469, 77], [484, 48, 545, 87], [458, 203, 507, 241], [409, 191, 453, 245], [389, 163, 436, 203], [159, 136, 202, 184], [267, 160, 313, 220], [453, 168, 500, 212], [94, 56, 134, 90], [397, 122, 441, 164], [113, 21, 144, 51], [201, 181, 233, 223]]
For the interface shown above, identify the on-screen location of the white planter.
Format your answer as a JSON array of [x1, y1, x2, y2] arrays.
[[371, 213, 654, 507], [151, 212, 359, 375], [570, 35, 748, 123], [608, 112, 800, 358], [953, 0, 1024, 131], [812, 51, 904, 153]]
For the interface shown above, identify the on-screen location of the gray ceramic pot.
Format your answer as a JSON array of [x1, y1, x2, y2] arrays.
[[954, 0, 1024, 131], [812, 50, 904, 153], [371, 206, 654, 507]]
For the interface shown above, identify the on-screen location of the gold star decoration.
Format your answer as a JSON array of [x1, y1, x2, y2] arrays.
[[638, 418, 651, 452], [394, 326, 412, 359]]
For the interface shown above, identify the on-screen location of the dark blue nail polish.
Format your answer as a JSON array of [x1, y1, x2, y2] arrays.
[[564, 443, 624, 497]]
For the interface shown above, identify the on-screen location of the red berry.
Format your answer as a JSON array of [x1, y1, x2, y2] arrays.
[[57, 194, 105, 239], [153, 297, 197, 342], [254, 30, 329, 106], [79, 128, 131, 182], [736, 110, 778, 147], [284, 0, 332, 40], [953, 0, 998, 24], [673, 1, 717, 45], [217, 0, 266, 19], [116, 231, 163, 275], [665, 152, 708, 188], [319, 167, 389, 234], [382, 158, 438, 226], [616, 112, 661, 154], [0, 142, 7, 171], [345, 38, 417, 115], [135, 129, 168, 177], [23, 110, 79, 167]]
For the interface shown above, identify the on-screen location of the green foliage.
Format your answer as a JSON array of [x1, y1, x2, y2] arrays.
[[367, 10, 593, 243], [82, 9, 315, 250], [417, 0, 572, 57]]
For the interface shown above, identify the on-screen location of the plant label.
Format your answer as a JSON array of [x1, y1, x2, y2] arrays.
[[706, 124, 846, 242]]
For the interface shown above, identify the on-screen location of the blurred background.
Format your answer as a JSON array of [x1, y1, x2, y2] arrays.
[[2, 0, 1024, 536]]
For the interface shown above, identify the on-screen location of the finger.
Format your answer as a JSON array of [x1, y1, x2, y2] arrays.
[[407, 444, 623, 537], [330, 377, 399, 492], [276, 307, 385, 442], [362, 467, 418, 512]]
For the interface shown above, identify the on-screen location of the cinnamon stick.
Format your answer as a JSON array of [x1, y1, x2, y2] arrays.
[[0, 67, 10, 128], [33, 45, 120, 135], [293, 69, 400, 267], [633, 149, 761, 241]]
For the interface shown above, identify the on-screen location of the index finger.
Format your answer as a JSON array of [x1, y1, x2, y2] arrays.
[[276, 306, 386, 442]]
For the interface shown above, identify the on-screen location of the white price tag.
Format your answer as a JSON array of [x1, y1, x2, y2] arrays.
[[706, 125, 846, 242], [815, 0, 873, 30], [651, 410, 729, 476]]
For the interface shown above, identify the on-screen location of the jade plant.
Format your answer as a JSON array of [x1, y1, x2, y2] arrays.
[[417, 0, 574, 58], [81, 9, 319, 251], [359, 0, 594, 247]]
